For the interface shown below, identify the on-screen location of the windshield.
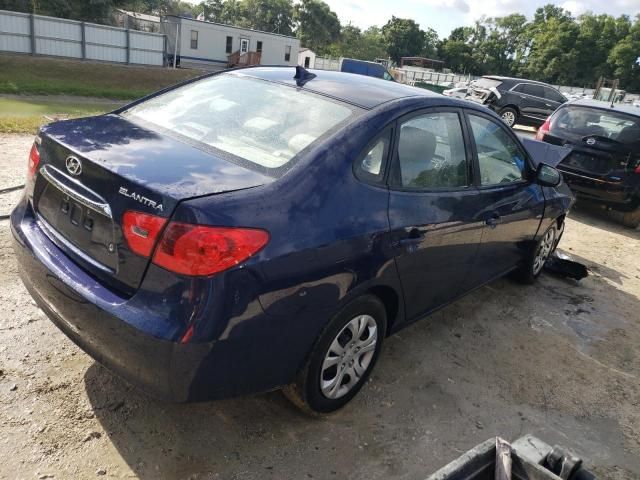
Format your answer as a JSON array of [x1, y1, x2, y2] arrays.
[[124, 74, 355, 171], [551, 105, 640, 145]]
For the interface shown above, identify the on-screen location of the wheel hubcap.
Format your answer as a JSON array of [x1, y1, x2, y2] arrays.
[[320, 315, 378, 399], [501, 111, 516, 126], [533, 228, 556, 275]]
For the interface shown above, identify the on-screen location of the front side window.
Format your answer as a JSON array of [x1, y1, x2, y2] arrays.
[[392, 111, 468, 189], [544, 87, 565, 103], [124, 74, 356, 172], [225, 36, 233, 54], [285, 45, 291, 62], [256, 41, 263, 53], [190, 30, 198, 50], [468, 114, 527, 186]]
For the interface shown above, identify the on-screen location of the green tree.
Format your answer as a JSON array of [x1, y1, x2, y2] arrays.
[[438, 26, 477, 74], [293, 0, 340, 54], [327, 24, 386, 60], [237, 0, 293, 34], [608, 16, 640, 91], [518, 5, 580, 84], [421, 27, 439, 58], [381, 16, 425, 62]]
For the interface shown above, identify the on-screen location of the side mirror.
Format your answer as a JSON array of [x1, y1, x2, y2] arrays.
[[536, 163, 562, 187]]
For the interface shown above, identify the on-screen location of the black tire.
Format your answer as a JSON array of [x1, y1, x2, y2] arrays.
[[515, 223, 558, 284], [622, 207, 640, 229], [499, 107, 518, 127], [283, 295, 387, 415]]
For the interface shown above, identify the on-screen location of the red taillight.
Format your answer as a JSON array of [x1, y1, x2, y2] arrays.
[[27, 143, 40, 179], [635, 165, 640, 174], [152, 223, 269, 277], [122, 211, 168, 257], [536, 116, 551, 141]]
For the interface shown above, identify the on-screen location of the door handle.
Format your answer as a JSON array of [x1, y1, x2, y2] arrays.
[[392, 229, 425, 249], [545, 103, 552, 107], [486, 213, 501, 228]]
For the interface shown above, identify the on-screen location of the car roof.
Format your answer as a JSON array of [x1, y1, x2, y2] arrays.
[[233, 66, 437, 110], [484, 76, 557, 88], [566, 98, 640, 117]]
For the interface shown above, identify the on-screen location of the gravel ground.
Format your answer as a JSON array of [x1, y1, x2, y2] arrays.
[[0, 133, 639, 480]]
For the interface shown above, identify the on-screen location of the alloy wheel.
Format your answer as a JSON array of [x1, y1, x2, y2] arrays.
[[533, 228, 556, 275], [501, 111, 516, 126], [320, 314, 378, 399]]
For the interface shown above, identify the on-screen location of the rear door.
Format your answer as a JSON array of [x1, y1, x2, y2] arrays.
[[462, 110, 544, 285], [387, 108, 484, 320], [513, 83, 549, 124]]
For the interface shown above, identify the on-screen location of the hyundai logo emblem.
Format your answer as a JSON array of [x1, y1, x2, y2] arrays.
[[586, 138, 596, 146], [65, 156, 82, 176]]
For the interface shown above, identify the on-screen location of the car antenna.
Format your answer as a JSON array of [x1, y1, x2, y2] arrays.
[[294, 66, 316, 87]]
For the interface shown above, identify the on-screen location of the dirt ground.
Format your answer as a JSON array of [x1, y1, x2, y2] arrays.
[[0, 133, 639, 480]]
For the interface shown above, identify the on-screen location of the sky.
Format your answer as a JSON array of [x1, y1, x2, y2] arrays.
[[321, 0, 640, 37]]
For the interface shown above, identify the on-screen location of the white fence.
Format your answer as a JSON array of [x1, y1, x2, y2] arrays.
[[0, 9, 165, 66]]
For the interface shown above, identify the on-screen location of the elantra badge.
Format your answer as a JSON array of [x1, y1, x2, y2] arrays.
[[586, 138, 596, 146], [119, 186, 164, 212]]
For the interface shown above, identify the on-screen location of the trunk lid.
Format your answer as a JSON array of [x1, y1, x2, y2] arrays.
[[33, 114, 273, 295]]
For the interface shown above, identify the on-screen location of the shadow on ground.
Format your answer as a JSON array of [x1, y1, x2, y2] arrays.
[[569, 200, 640, 241], [85, 253, 640, 480]]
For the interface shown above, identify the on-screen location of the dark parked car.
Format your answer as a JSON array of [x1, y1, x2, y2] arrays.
[[468, 76, 567, 128], [537, 99, 640, 228], [11, 67, 572, 413]]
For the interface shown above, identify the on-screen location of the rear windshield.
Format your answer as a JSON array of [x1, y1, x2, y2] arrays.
[[551, 105, 640, 145], [124, 74, 355, 172], [472, 78, 502, 90]]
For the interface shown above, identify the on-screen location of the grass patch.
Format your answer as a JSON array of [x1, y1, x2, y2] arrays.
[[0, 54, 201, 99], [0, 96, 124, 134]]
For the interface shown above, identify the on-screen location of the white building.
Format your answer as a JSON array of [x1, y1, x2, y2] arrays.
[[161, 16, 300, 70], [298, 48, 316, 69]]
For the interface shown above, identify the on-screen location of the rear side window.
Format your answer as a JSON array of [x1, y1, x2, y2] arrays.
[[124, 74, 356, 173], [392, 111, 468, 189], [354, 129, 392, 185], [468, 114, 527, 185]]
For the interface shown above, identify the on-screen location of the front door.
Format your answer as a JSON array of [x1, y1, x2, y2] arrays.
[[463, 111, 544, 286], [518, 83, 551, 124], [388, 109, 485, 321], [240, 38, 249, 54]]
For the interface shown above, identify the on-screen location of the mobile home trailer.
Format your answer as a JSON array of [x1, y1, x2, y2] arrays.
[[161, 16, 300, 70]]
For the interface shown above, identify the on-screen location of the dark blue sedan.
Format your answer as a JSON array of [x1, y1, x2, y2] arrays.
[[11, 67, 572, 413]]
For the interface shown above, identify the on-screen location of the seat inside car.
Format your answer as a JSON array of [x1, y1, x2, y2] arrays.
[[398, 126, 437, 187]]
